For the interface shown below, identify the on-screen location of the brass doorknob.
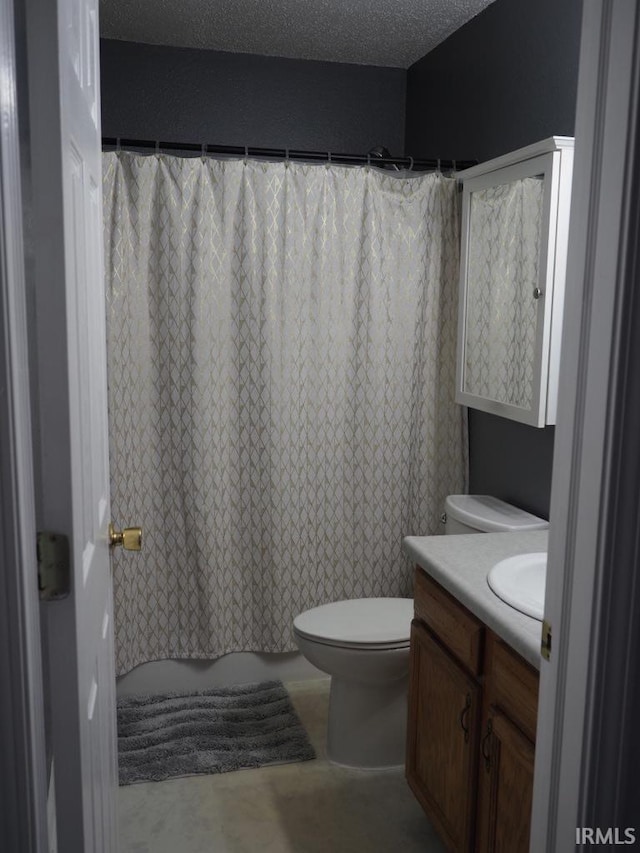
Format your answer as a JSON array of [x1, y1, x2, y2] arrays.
[[109, 523, 142, 551]]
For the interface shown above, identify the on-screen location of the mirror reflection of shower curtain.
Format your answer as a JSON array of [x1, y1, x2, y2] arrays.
[[103, 153, 466, 675], [464, 177, 544, 408]]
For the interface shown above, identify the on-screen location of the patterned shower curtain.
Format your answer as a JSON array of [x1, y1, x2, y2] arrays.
[[103, 152, 466, 675]]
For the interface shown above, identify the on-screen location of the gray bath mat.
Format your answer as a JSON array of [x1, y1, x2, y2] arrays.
[[117, 680, 316, 785]]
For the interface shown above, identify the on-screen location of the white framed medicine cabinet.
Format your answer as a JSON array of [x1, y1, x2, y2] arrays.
[[455, 136, 574, 427]]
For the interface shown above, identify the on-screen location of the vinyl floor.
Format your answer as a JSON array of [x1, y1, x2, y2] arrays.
[[118, 678, 445, 853]]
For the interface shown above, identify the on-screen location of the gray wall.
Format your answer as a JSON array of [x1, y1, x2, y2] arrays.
[[100, 39, 406, 154], [406, 0, 583, 518], [405, 0, 582, 164]]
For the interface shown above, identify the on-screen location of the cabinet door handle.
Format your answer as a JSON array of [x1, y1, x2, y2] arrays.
[[481, 719, 493, 771], [460, 692, 472, 743]]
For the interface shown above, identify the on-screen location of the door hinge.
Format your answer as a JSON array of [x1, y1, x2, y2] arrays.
[[541, 619, 552, 661], [37, 531, 70, 601]]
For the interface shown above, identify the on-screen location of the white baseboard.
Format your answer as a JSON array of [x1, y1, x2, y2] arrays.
[[116, 651, 327, 698]]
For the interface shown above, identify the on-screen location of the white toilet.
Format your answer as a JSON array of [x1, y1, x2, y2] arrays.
[[293, 494, 548, 770], [442, 494, 549, 535], [294, 597, 413, 769]]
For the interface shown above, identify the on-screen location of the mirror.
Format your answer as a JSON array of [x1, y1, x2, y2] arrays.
[[456, 138, 574, 427], [464, 175, 544, 409]]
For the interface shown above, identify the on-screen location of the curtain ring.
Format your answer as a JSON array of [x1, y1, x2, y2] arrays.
[[452, 159, 457, 173], [326, 151, 331, 169], [366, 153, 371, 170], [244, 145, 249, 164], [201, 142, 206, 162], [408, 156, 414, 171], [285, 148, 290, 167], [437, 158, 441, 173], [116, 137, 121, 152], [155, 140, 161, 159]]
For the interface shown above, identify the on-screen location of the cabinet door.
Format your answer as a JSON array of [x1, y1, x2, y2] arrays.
[[456, 138, 574, 427], [406, 620, 481, 852], [476, 708, 535, 853]]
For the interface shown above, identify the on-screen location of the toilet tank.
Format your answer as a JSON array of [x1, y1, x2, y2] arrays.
[[444, 495, 549, 535]]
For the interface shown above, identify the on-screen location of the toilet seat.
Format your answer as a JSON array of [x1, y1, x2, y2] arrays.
[[293, 598, 413, 651]]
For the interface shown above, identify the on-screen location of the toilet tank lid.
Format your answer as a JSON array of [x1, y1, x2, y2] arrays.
[[445, 495, 549, 533]]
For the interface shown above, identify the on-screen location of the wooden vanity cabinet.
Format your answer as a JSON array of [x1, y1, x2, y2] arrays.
[[406, 569, 540, 852], [476, 632, 539, 853], [406, 620, 481, 851], [476, 708, 535, 852]]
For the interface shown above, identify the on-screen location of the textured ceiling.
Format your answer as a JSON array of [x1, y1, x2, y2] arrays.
[[99, 0, 496, 69]]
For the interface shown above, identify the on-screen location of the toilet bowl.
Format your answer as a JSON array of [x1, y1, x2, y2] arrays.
[[293, 597, 413, 769], [293, 497, 549, 771]]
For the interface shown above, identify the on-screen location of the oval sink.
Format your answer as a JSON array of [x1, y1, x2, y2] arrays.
[[487, 552, 547, 621]]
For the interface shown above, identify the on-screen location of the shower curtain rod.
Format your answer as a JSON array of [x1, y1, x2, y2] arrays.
[[101, 137, 476, 172]]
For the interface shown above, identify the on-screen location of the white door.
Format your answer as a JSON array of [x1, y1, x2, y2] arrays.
[[25, 0, 119, 849]]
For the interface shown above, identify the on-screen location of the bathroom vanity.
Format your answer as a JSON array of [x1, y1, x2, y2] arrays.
[[403, 531, 548, 852]]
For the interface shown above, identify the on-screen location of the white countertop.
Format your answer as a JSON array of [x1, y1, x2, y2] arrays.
[[403, 530, 549, 670]]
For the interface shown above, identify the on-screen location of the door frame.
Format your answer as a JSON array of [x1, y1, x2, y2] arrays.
[[2, 1, 640, 851], [0, 0, 49, 850], [531, 1, 640, 848]]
